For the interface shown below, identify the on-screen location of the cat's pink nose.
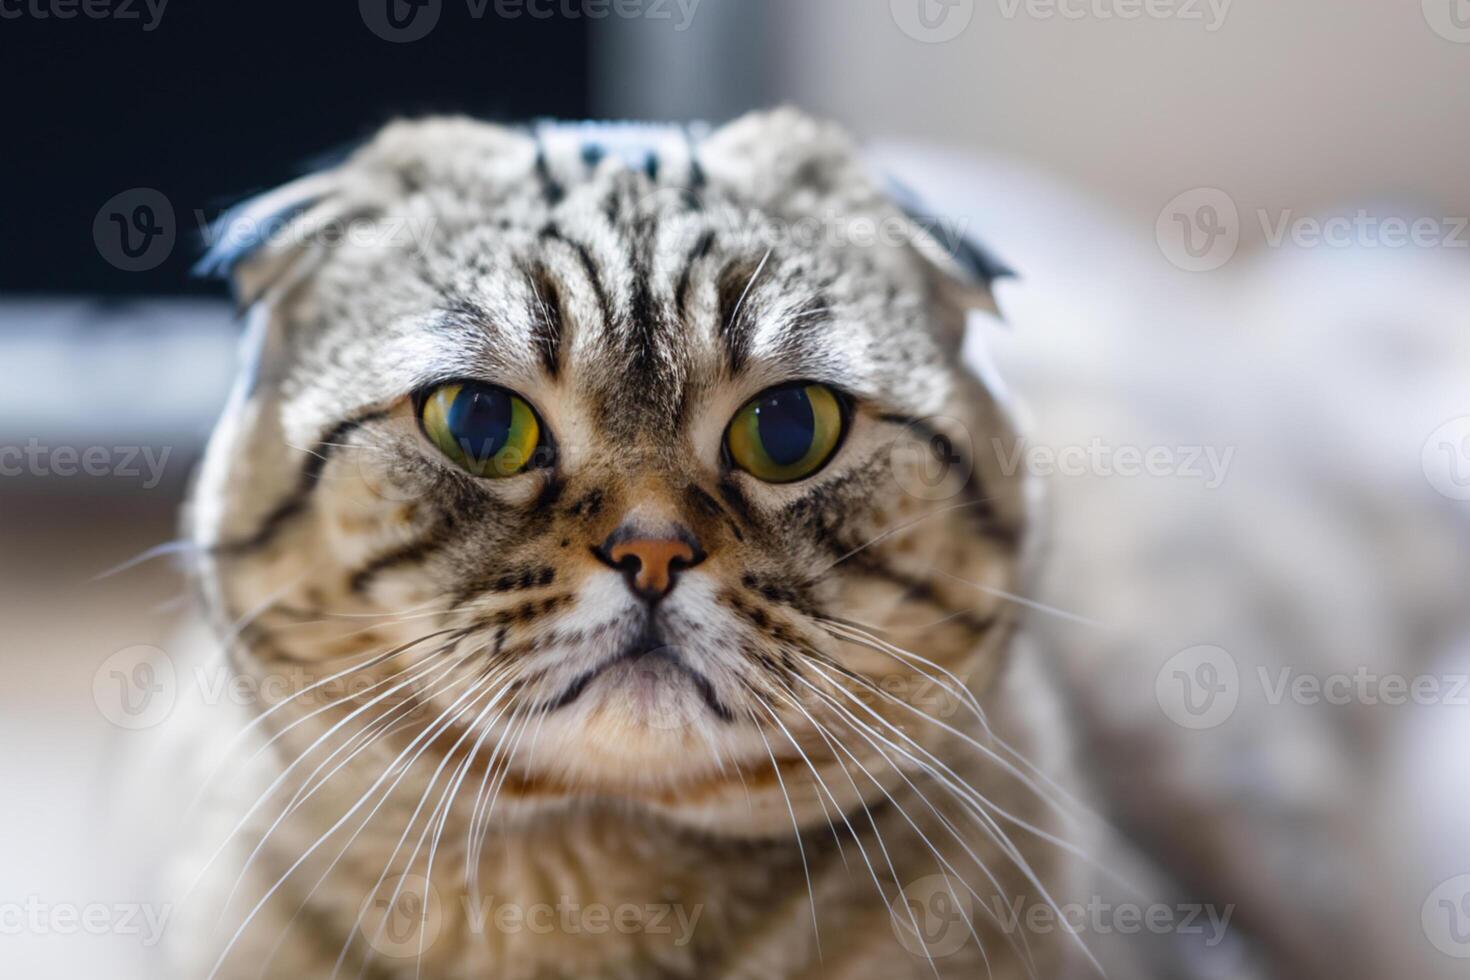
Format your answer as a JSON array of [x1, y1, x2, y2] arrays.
[[595, 526, 703, 602]]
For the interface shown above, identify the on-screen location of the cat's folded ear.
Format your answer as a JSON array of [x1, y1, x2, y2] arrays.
[[700, 108, 1012, 330], [884, 175, 1014, 322], [195, 116, 529, 308], [194, 169, 346, 308]]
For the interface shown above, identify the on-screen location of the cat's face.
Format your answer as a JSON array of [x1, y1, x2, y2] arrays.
[[192, 111, 1024, 835]]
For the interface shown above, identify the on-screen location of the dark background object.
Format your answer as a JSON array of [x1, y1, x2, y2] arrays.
[[0, 0, 591, 298]]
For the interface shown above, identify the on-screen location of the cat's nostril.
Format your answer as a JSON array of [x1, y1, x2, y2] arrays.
[[594, 526, 704, 602]]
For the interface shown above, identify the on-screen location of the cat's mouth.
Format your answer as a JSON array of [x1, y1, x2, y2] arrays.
[[537, 622, 734, 722]]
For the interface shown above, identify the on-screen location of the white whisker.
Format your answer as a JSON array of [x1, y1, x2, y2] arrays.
[[751, 713, 823, 961]]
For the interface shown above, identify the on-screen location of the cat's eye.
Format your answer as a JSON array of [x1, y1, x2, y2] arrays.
[[418, 381, 547, 478], [726, 383, 845, 483]]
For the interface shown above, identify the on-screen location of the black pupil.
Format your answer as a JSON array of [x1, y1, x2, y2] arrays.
[[756, 387, 816, 466], [447, 385, 513, 461]]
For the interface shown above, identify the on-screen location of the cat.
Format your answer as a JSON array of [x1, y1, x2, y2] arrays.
[[172, 108, 1089, 979]]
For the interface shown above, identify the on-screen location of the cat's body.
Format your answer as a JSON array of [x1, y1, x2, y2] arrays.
[[174, 110, 1085, 979]]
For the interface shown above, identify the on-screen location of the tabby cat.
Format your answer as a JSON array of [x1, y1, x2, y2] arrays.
[[176, 108, 1082, 979]]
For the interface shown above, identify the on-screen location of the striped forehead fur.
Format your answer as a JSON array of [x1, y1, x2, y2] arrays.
[[211, 111, 995, 436]]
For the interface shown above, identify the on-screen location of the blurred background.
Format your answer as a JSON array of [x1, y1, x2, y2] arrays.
[[3, 1, 1468, 977]]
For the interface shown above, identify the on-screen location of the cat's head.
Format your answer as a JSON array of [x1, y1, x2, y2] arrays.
[[191, 109, 1025, 835]]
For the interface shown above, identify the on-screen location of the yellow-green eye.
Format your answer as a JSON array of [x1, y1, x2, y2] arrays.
[[726, 383, 845, 483], [419, 381, 544, 478]]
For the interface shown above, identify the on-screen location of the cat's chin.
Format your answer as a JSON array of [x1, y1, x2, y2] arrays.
[[498, 666, 769, 797], [543, 645, 733, 722], [500, 693, 883, 838]]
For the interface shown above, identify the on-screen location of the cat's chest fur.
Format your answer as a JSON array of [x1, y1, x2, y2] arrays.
[[177, 651, 1072, 980]]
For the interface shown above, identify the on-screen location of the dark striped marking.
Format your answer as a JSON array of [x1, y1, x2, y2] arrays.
[[684, 128, 707, 189], [716, 477, 758, 535], [217, 410, 389, 556], [878, 412, 1018, 545], [626, 221, 661, 382], [685, 482, 744, 542], [717, 257, 765, 375], [524, 262, 565, 378], [840, 550, 999, 637], [565, 487, 604, 520], [348, 512, 457, 595], [465, 594, 572, 630], [532, 474, 566, 515], [739, 572, 821, 619], [533, 139, 564, 204], [674, 228, 716, 324], [449, 564, 557, 609], [540, 225, 611, 337]]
